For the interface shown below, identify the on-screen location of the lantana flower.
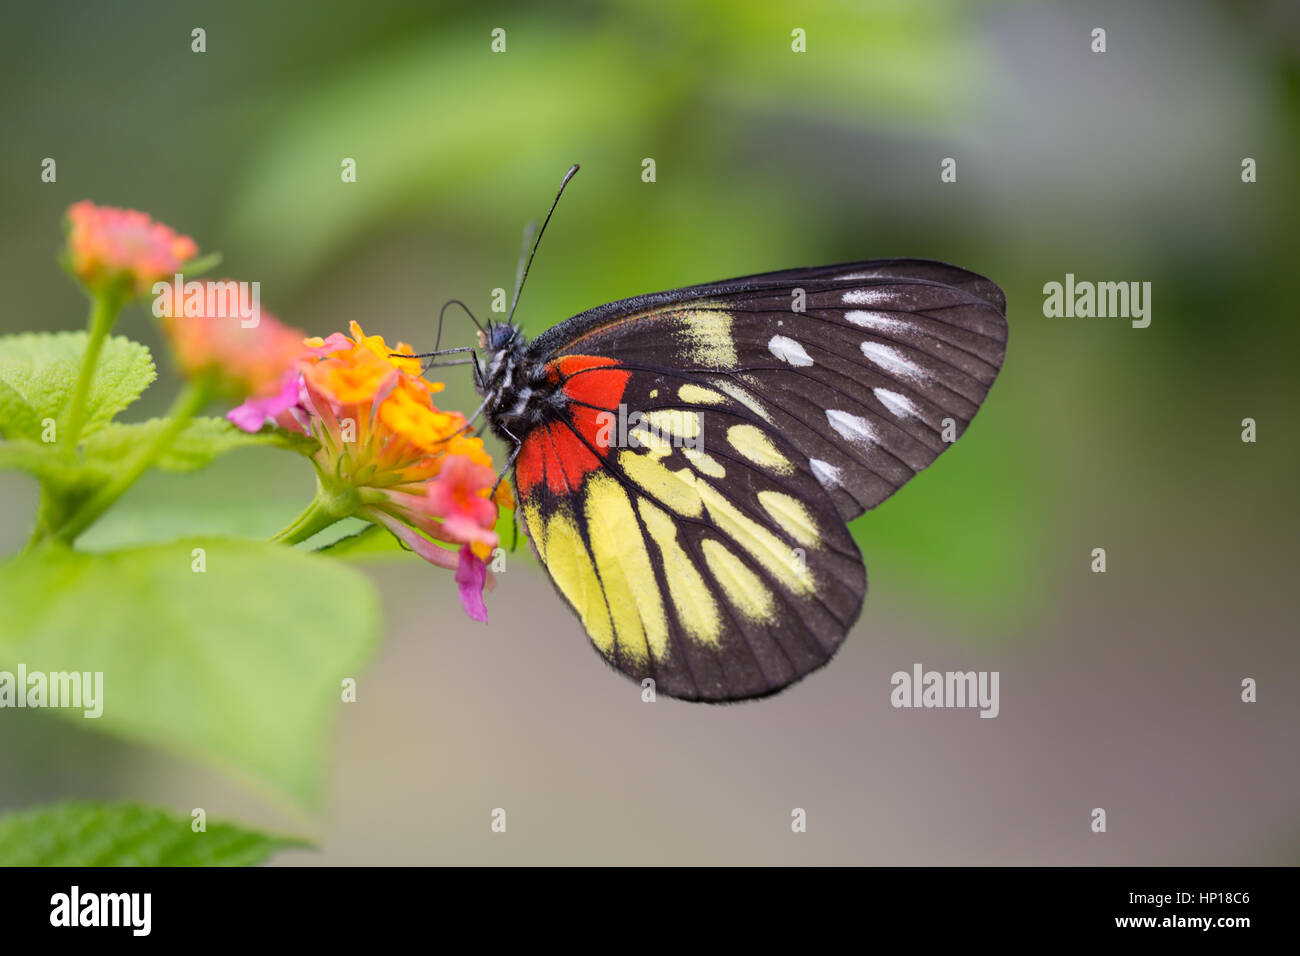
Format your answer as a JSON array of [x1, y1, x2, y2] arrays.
[[59, 203, 204, 450], [283, 322, 510, 621], [65, 201, 199, 298], [160, 295, 507, 620], [157, 284, 309, 430]]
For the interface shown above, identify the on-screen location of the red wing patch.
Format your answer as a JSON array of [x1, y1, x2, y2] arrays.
[[515, 355, 632, 496]]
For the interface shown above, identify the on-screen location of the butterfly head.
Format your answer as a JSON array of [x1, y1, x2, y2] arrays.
[[479, 320, 522, 355], [476, 320, 527, 388], [476, 321, 569, 444]]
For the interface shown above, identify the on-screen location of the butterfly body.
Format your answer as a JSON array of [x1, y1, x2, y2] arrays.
[[476, 323, 563, 442], [480, 258, 1008, 702]]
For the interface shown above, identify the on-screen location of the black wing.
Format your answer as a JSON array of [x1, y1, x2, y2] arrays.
[[530, 258, 1008, 521]]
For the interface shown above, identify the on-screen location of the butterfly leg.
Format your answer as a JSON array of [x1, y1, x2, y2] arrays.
[[490, 424, 523, 502]]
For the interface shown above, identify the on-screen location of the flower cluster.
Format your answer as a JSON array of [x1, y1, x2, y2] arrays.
[[66, 201, 198, 297], [242, 322, 510, 621], [67, 201, 507, 622]]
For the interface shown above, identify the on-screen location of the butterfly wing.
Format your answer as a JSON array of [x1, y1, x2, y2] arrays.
[[516, 259, 1007, 700], [529, 258, 1008, 521], [514, 356, 865, 701]]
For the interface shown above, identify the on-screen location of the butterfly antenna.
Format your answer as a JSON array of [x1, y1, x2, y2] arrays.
[[435, 298, 485, 352], [506, 163, 580, 327], [400, 300, 488, 372]]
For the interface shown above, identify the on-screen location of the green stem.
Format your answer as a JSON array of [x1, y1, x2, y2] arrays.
[[62, 293, 123, 447], [269, 497, 337, 546], [54, 378, 213, 544], [24, 494, 57, 552], [269, 483, 356, 545]]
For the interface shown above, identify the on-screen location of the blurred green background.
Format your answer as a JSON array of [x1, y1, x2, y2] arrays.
[[1, 0, 1297, 863]]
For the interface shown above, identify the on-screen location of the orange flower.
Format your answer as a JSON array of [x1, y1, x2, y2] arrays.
[[292, 322, 510, 619], [303, 346, 396, 406], [66, 201, 198, 297]]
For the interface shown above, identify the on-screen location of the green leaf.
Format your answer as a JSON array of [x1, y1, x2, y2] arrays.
[[0, 332, 155, 442], [75, 497, 308, 552], [0, 801, 310, 866], [82, 418, 317, 473], [0, 438, 86, 486], [0, 539, 382, 807], [0, 439, 109, 536]]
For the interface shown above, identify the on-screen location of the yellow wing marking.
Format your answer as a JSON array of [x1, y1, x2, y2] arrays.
[[541, 504, 614, 656], [697, 480, 815, 595], [584, 474, 669, 665], [521, 501, 545, 558], [709, 377, 772, 422], [726, 424, 795, 474], [701, 539, 776, 624], [682, 447, 726, 478], [677, 384, 726, 405], [756, 490, 820, 548], [644, 408, 701, 442], [677, 308, 736, 368], [637, 498, 722, 646], [619, 449, 704, 517], [630, 425, 672, 458]]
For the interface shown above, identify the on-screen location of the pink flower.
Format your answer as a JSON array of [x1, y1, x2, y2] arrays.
[[455, 545, 489, 622], [425, 454, 500, 547], [66, 201, 198, 297], [227, 371, 301, 432]]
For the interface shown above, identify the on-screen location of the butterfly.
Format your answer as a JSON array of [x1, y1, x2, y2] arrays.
[[430, 168, 1008, 702]]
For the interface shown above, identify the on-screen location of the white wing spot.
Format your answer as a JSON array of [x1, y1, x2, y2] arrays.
[[846, 310, 908, 332], [843, 289, 891, 305], [860, 341, 927, 381], [873, 387, 922, 420], [767, 334, 814, 367], [826, 409, 876, 445], [809, 458, 842, 489]]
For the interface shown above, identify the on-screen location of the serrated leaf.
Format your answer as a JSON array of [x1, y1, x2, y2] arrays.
[[82, 417, 316, 473], [0, 332, 155, 442], [0, 539, 382, 807], [0, 801, 310, 866]]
